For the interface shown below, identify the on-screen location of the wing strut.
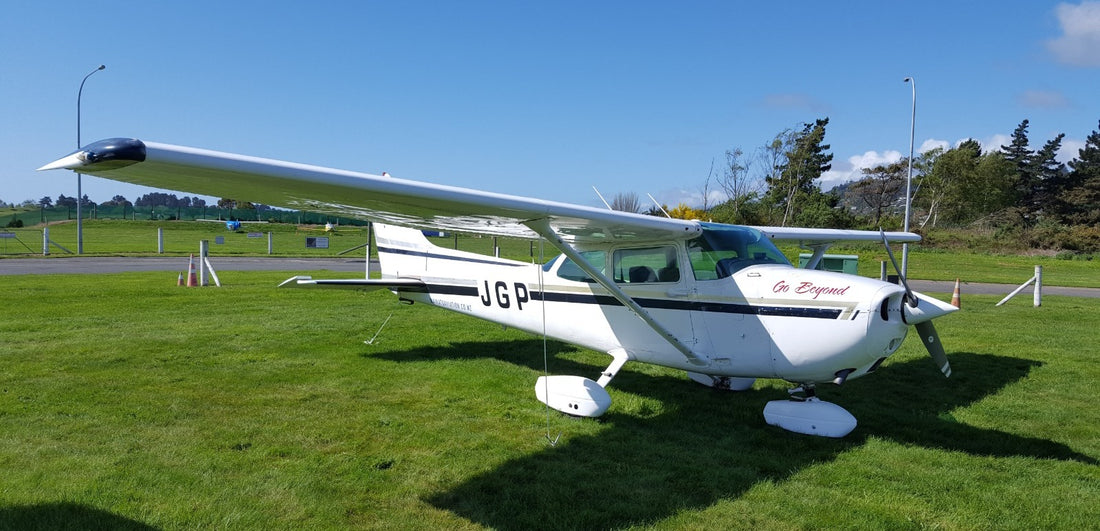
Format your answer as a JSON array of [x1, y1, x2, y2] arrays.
[[525, 218, 709, 367]]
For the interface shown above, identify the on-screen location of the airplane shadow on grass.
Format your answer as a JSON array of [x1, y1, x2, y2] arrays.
[[370, 341, 1095, 530], [0, 503, 159, 530]]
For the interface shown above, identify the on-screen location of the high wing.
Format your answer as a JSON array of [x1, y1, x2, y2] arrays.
[[753, 226, 920, 245], [38, 137, 920, 246], [38, 138, 701, 244]]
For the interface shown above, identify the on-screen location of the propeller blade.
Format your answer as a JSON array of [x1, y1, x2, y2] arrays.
[[879, 229, 917, 307], [915, 320, 951, 377]]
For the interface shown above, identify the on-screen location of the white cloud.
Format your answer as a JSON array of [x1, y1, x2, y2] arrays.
[[919, 138, 949, 153], [814, 132, 1085, 193], [655, 187, 727, 210], [1019, 90, 1071, 109], [819, 151, 897, 190], [1047, 1, 1100, 67], [1060, 138, 1086, 162], [978, 134, 1011, 153]]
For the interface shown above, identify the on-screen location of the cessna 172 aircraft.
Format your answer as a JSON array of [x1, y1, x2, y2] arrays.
[[40, 138, 957, 438]]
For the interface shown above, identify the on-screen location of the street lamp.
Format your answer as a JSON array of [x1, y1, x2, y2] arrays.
[[902, 76, 916, 278], [77, 64, 106, 255]]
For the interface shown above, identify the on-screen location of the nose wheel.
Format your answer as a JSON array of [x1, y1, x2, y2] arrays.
[[763, 383, 856, 438]]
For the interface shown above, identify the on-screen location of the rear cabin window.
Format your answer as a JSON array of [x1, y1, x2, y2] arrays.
[[612, 246, 680, 284], [687, 224, 790, 280]]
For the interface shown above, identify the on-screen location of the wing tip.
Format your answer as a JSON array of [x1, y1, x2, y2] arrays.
[[38, 138, 147, 172]]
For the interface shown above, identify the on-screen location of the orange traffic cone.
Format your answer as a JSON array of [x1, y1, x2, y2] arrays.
[[950, 278, 961, 308], [177, 272, 184, 286], [186, 254, 198, 287]]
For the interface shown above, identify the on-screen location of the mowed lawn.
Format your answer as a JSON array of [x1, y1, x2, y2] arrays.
[[0, 270, 1097, 529]]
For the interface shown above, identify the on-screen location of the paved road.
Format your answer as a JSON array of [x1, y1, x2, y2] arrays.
[[3, 256, 1098, 298], [909, 279, 1100, 299], [0, 257, 373, 275]]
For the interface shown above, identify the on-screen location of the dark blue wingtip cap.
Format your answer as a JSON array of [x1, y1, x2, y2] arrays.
[[82, 137, 146, 168]]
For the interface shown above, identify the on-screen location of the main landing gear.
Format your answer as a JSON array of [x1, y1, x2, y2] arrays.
[[535, 349, 629, 418]]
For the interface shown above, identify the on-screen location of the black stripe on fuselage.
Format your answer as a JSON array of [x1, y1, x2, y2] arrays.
[[403, 282, 843, 320], [377, 246, 526, 267]]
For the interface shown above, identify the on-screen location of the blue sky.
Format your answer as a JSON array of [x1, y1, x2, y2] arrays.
[[3, 1, 1099, 209]]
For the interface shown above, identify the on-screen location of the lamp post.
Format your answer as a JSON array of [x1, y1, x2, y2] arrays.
[[902, 76, 916, 278], [77, 64, 106, 255]]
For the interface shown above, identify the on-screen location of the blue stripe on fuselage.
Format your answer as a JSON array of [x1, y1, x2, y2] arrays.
[[403, 282, 842, 320]]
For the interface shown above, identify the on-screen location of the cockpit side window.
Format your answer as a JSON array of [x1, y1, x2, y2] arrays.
[[688, 224, 790, 279], [553, 250, 607, 283], [612, 246, 680, 284]]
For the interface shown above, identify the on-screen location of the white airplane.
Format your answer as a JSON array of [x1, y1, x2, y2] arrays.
[[40, 138, 957, 438]]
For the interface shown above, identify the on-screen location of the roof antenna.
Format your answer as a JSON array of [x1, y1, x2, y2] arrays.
[[647, 193, 671, 218], [592, 186, 613, 210]]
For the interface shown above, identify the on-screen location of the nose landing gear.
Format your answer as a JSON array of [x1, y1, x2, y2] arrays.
[[763, 383, 857, 438]]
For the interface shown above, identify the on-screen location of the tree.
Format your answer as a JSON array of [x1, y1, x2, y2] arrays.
[[715, 148, 763, 221], [845, 160, 906, 226], [610, 192, 641, 213], [38, 196, 53, 208], [1001, 119, 1033, 176], [1060, 121, 1100, 225], [909, 148, 945, 228], [934, 140, 1015, 227], [56, 194, 77, 208], [100, 195, 132, 207], [667, 203, 707, 220], [1029, 133, 1066, 220], [924, 140, 985, 225], [763, 118, 834, 226], [136, 192, 184, 208]]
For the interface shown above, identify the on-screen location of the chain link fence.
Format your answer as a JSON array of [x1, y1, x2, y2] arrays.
[[3, 205, 370, 226]]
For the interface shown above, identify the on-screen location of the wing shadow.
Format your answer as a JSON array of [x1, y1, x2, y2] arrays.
[[370, 341, 1093, 529], [0, 503, 159, 530]]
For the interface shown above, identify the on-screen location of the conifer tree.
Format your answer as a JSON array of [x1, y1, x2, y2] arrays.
[[1061, 121, 1100, 225]]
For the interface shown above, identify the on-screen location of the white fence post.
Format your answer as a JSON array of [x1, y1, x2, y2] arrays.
[[997, 265, 1042, 307], [199, 240, 209, 286], [42, 227, 49, 256], [158, 227, 164, 254], [1033, 265, 1042, 307]]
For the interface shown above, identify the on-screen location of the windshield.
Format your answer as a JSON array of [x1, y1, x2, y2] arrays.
[[687, 223, 791, 279]]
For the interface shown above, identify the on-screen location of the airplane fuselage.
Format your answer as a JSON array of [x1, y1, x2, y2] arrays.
[[378, 224, 911, 386]]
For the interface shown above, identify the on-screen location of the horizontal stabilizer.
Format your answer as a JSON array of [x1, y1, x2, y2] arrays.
[[279, 275, 426, 291]]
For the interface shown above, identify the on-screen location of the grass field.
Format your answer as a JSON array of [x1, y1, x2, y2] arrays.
[[3, 219, 1097, 288], [1, 270, 1097, 529]]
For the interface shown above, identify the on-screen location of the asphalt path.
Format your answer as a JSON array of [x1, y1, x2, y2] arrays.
[[0, 257, 372, 275], [2, 256, 1098, 298]]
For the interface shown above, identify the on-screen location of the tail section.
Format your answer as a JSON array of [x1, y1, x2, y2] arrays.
[[373, 223, 436, 278], [372, 223, 526, 280]]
